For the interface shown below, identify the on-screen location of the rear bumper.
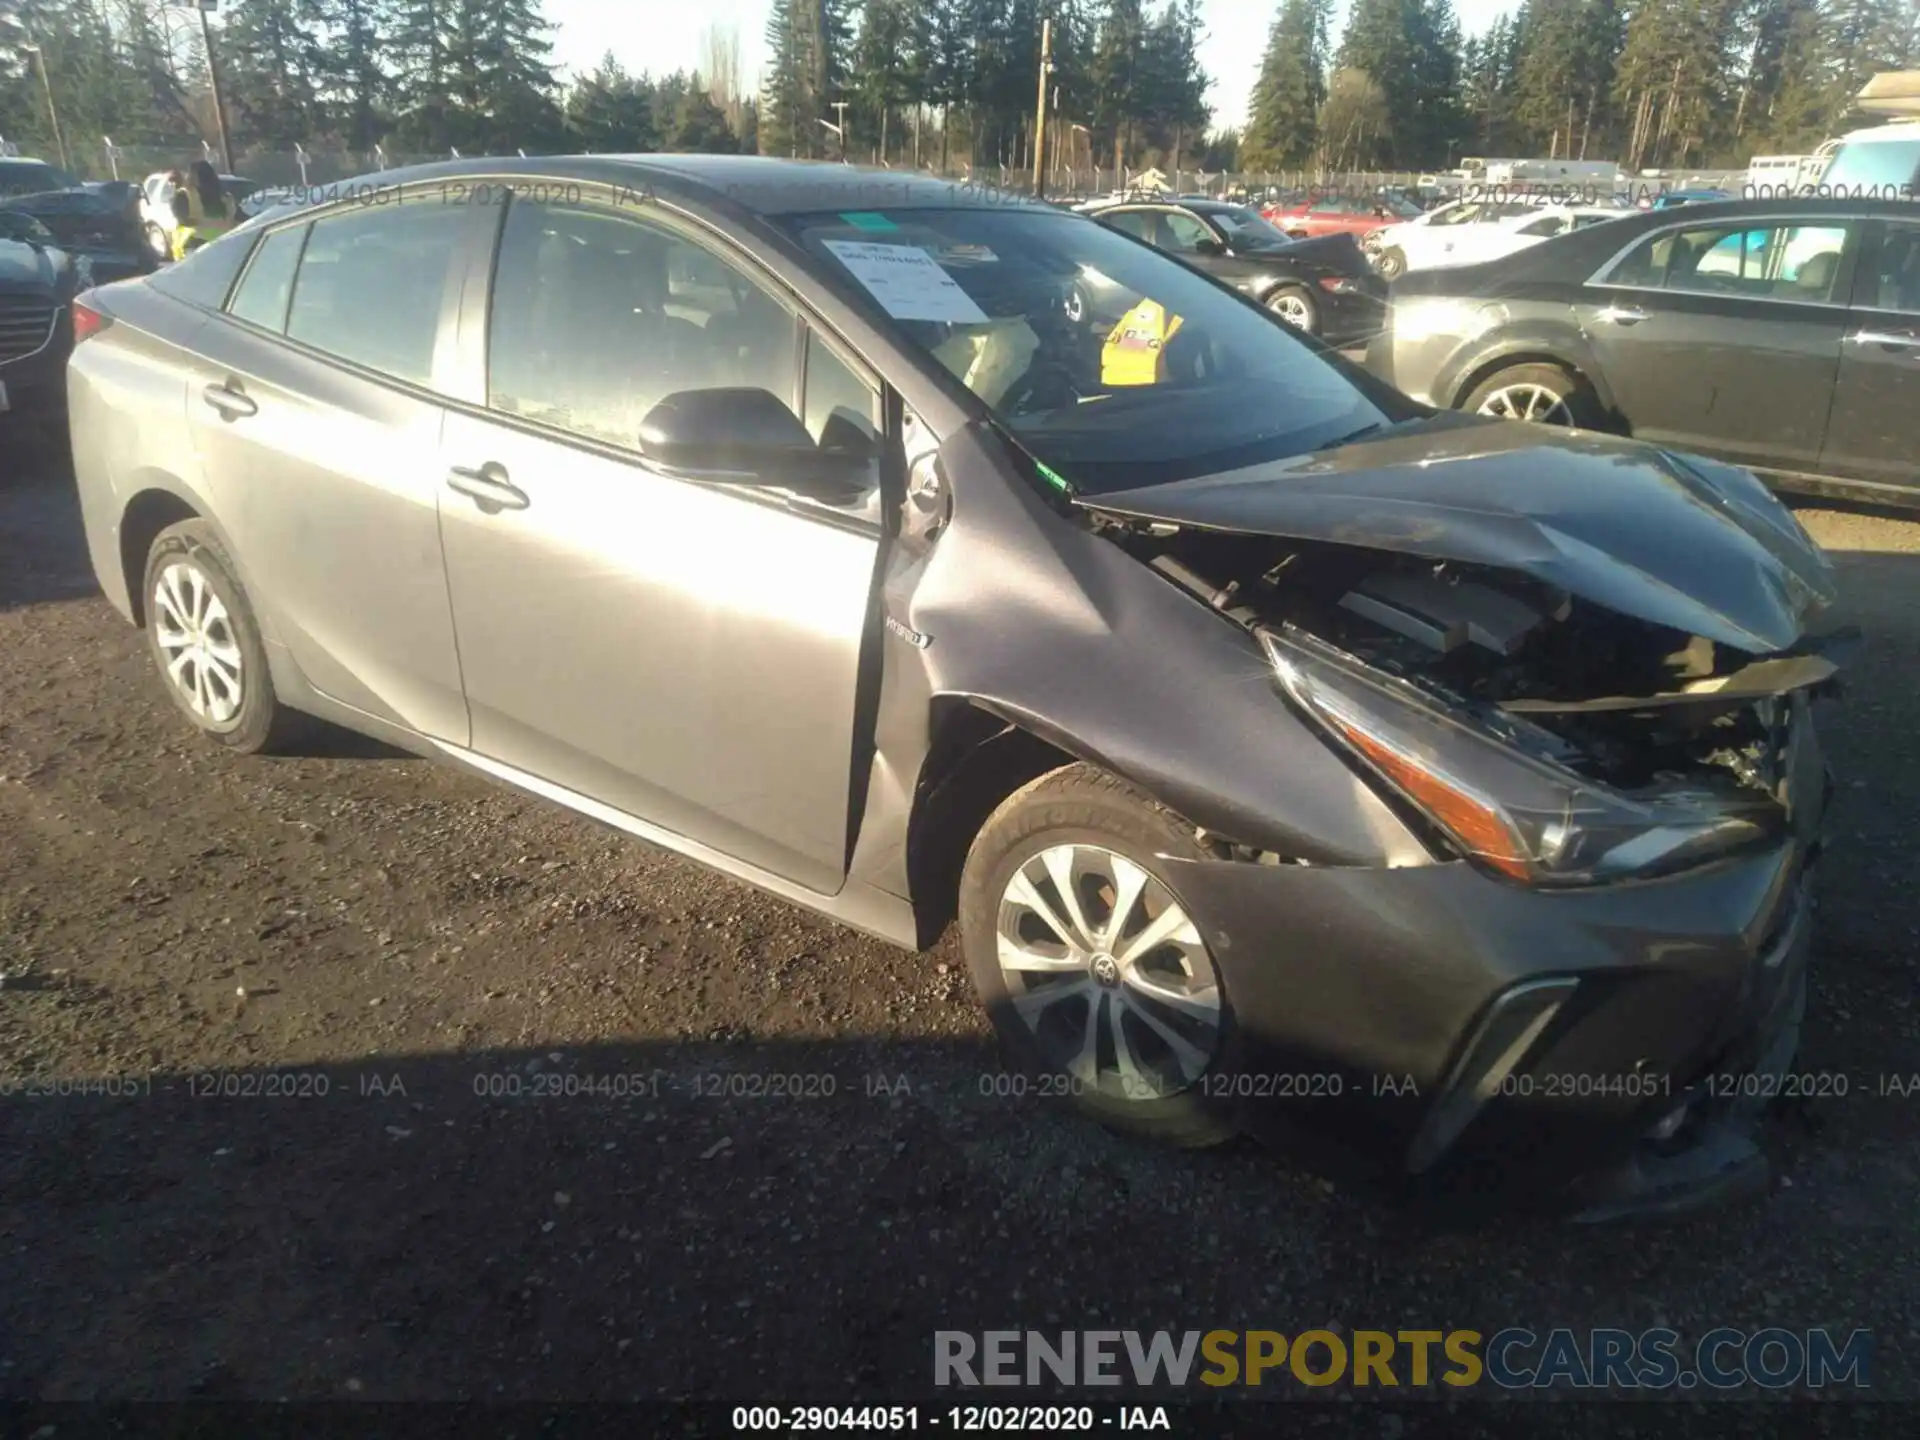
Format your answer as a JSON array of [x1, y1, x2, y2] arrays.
[[1321, 286, 1388, 348]]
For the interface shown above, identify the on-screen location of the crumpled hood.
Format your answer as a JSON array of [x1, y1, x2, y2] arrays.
[[1074, 416, 1837, 654]]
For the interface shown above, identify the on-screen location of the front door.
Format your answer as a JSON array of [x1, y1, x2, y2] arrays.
[[1577, 216, 1853, 470], [1820, 217, 1920, 495], [436, 192, 887, 893]]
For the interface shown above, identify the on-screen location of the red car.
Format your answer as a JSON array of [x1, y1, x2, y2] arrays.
[[1263, 192, 1422, 239]]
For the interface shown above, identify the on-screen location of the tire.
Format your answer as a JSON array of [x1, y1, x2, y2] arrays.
[[144, 223, 169, 259], [1460, 361, 1604, 428], [1265, 283, 1319, 334], [959, 763, 1240, 1148], [142, 519, 310, 754], [1375, 246, 1407, 280]]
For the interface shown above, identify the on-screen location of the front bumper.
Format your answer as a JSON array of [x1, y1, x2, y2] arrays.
[[0, 300, 72, 422], [1161, 807, 1822, 1212]]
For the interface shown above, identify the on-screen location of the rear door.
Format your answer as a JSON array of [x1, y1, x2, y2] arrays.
[[1819, 216, 1920, 493], [1576, 214, 1855, 469], [180, 191, 473, 742], [435, 188, 886, 892]]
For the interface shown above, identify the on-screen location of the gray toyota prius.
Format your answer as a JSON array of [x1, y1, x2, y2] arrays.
[[66, 156, 1843, 1218]]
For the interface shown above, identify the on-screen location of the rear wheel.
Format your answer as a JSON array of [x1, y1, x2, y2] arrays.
[[1461, 362, 1602, 428], [1266, 283, 1319, 334], [143, 520, 310, 754], [1375, 246, 1407, 280], [959, 764, 1239, 1148], [144, 223, 169, 259]]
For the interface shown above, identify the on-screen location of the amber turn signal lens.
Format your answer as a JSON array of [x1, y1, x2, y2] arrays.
[[1329, 715, 1533, 881]]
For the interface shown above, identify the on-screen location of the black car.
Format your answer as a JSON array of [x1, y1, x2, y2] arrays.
[[0, 158, 154, 284], [1368, 196, 1920, 507], [1086, 197, 1387, 344], [0, 210, 82, 432]]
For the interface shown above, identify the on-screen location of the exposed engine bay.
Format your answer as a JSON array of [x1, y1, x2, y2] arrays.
[[1099, 521, 1847, 806]]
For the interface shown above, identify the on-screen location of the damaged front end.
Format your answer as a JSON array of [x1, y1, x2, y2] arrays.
[[1067, 428, 1846, 1215], [1076, 432, 1843, 887]]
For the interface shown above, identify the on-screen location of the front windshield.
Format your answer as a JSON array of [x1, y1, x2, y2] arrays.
[[1822, 138, 1920, 192], [1211, 206, 1292, 248], [783, 206, 1385, 494]]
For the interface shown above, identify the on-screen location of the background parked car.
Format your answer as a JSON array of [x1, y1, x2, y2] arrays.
[[1367, 196, 1920, 505], [0, 208, 82, 435], [1371, 203, 1626, 278], [1263, 191, 1422, 239], [1085, 196, 1387, 342], [140, 170, 260, 258], [0, 159, 153, 283]]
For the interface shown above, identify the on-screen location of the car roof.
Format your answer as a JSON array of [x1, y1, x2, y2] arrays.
[[1837, 121, 1920, 143]]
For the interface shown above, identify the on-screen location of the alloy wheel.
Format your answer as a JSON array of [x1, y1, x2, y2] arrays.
[[1476, 383, 1574, 425], [994, 843, 1223, 1101], [1270, 292, 1314, 330], [152, 560, 244, 726]]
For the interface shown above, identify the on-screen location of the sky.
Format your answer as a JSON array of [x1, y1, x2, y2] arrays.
[[544, 0, 1518, 135]]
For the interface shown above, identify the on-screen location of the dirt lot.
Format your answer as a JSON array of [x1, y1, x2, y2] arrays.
[[2, 441, 1918, 1416]]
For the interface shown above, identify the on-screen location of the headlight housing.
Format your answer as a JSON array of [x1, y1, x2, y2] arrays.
[[1261, 627, 1780, 886]]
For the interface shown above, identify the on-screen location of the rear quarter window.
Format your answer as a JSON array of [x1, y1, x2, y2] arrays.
[[148, 228, 258, 309]]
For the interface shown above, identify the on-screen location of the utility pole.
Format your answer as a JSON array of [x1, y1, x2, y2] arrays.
[[21, 45, 69, 171], [1031, 17, 1052, 198], [188, 1, 235, 173]]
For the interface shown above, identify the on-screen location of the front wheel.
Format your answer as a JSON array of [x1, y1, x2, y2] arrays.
[[1266, 283, 1319, 334], [959, 764, 1239, 1148], [144, 223, 170, 259], [1375, 246, 1407, 280], [1461, 362, 1602, 428]]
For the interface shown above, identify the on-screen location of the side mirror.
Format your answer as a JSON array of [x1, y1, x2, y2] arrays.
[[638, 387, 873, 496], [1192, 236, 1225, 256]]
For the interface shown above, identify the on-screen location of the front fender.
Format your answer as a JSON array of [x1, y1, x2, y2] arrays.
[[893, 423, 1432, 872]]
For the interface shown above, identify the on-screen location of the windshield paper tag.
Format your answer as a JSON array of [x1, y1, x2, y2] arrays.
[[822, 239, 989, 324], [837, 211, 899, 231]]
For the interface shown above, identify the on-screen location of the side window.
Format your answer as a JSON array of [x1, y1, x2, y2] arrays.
[[1103, 210, 1156, 243], [226, 225, 306, 332], [284, 200, 467, 385], [1162, 212, 1215, 252], [1606, 231, 1676, 287], [1664, 223, 1848, 301], [487, 195, 798, 451], [1517, 215, 1565, 237], [1860, 221, 1920, 313]]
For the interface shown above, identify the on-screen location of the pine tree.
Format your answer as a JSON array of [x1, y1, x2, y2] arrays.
[[564, 52, 656, 151], [668, 85, 738, 152], [1244, 0, 1332, 171], [221, 0, 325, 149], [312, 0, 388, 151]]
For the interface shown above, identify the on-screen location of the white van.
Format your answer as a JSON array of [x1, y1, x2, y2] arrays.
[[1815, 121, 1920, 194]]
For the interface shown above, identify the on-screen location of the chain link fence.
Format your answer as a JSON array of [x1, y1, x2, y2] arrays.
[[57, 137, 1755, 205]]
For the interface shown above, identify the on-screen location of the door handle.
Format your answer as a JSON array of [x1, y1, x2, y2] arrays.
[[1595, 305, 1648, 325], [201, 381, 257, 419], [446, 463, 529, 512], [1847, 329, 1920, 350]]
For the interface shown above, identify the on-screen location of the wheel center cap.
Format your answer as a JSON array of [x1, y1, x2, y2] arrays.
[[1090, 953, 1121, 987]]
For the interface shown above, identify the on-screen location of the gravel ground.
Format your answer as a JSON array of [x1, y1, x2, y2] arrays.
[[1, 445, 1917, 1418]]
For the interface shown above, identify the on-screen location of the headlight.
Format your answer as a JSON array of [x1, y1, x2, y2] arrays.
[[1261, 627, 1778, 885]]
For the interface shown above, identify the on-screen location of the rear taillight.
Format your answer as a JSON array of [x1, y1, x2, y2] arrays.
[[71, 301, 111, 344], [1317, 275, 1359, 293]]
